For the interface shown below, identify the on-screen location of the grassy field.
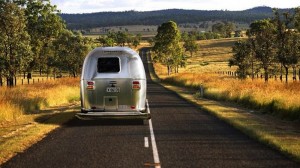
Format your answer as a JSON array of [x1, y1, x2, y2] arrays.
[[0, 77, 80, 123], [0, 77, 80, 164], [149, 38, 300, 161], [153, 38, 300, 120]]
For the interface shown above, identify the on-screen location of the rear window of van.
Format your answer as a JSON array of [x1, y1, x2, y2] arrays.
[[97, 57, 120, 73]]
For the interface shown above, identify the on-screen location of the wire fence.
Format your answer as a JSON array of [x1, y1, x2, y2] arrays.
[[215, 71, 300, 81], [0, 74, 67, 87]]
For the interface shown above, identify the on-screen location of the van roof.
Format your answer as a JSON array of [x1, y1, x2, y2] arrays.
[[81, 47, 145, 80], [87, 47, 139, 58]]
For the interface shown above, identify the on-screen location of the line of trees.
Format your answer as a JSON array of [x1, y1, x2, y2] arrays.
[[0, 0, 94, 87], [95, 32, 141, 48], [229, 8, 300, 83], [61, 7, 278, 30]]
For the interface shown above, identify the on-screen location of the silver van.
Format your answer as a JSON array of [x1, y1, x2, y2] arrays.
[[76, 47, 150, 120]]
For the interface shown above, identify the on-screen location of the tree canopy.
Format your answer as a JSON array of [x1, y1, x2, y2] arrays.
[[153, 21, 184, 75], [230, 8, 300, 83], [0, 1, 94, 86]]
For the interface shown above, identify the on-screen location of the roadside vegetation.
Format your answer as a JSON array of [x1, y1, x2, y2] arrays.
[[155, 68, 300, 120], [0, 77, 80, 164], [0, 1, 94, 87], [150, 12, 300, 160], [230, 9, 300, 82], [0, 77, 80, 123], [151, 8, 300, 120], [153, 37, 300, 121]]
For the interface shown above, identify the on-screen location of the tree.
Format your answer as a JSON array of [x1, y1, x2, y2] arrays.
[[153, 21, 183, 75], [274, 9, 299, 83], [212, 22, 235, 38], [115, 31, 128, 46], [229, 41, 252, 79], [0, 1, 32, 86], [53, 30, 93, 77], [249, 19, 277, 82], [22, 0, 65, 76], [132, 34, 142, 48], [183, 34, 199, 57], [212, 23, 224, 36], [96, 35, 115, 47], [224, 22, 235, 38]]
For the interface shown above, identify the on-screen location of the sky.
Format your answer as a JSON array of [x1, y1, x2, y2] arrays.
[[51, 0, 300, 14]]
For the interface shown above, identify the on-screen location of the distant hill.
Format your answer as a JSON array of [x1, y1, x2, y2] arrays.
[[60, 6, 292, 30]]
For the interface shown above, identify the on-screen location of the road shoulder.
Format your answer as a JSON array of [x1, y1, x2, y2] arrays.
[[0, 103, 79, 164]]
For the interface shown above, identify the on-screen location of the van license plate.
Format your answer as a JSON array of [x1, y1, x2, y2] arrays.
[[106, 87, 120, 92]]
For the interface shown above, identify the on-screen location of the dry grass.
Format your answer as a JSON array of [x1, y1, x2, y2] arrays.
[[0, 78, 80, 164], [0, 78, 80, 123], [153, 38, 300, 120], [148, 38, 300, 161]]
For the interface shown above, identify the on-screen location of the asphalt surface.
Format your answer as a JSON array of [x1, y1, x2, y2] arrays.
[[2, 50, 299, 168]]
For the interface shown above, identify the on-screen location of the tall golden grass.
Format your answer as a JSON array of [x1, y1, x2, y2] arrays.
[[153, 38, 300, 120], [0, 78, 80, 123]]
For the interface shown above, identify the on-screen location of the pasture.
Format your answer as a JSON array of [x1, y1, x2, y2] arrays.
[[153, 38, 300, 120]]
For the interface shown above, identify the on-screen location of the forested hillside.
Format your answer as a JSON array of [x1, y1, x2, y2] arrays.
[[60, 6, 291, 30]]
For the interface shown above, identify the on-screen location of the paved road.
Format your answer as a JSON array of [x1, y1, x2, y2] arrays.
[[2, 50, 299, 168]]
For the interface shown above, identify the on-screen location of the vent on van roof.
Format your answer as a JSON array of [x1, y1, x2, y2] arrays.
[[103, 51, 123, 54]]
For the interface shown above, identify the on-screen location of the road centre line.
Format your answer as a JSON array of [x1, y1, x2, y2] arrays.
[[147, 99, 161, 168]]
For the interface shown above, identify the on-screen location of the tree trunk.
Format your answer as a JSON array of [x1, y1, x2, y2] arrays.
[[264, 67, 269, 82], [251, 60, 254, 80], [73, 71, 76, 78], [167, 66, 171, 76], [0, 75, 2, 86], [292, 66, 296, 81], [280, 64, 283, 82], [8, 70, 15, 87], [7, 76, 14, 87], [284, 66, 289, 83]]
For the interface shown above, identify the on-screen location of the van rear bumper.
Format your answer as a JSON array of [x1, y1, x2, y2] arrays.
[[76, 111, 151, 120]]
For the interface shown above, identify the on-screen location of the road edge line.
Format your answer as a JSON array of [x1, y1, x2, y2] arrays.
[[146, 99, 161, 168]]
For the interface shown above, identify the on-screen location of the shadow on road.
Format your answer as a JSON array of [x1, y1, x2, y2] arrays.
[[34, 109, 144, 126], [64, 118, 145, 127]]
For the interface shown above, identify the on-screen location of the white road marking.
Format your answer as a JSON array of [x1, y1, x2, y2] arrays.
[[147, 99, 161, 168], [144, 137, 149, 148]]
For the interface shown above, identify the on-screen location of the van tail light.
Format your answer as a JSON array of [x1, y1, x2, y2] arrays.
[[132, 81, 140, 90], [87, 81, 95, 90]]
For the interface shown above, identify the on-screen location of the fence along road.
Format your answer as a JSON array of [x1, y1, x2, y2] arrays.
[[2, 48, 299, 168]]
